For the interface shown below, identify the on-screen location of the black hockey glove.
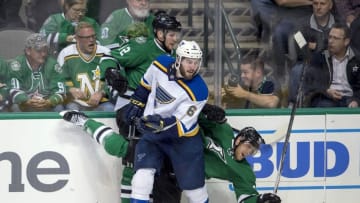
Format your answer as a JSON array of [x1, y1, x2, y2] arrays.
[[135, 114, 176, 134], [201, 104, 227, 124], [257, 193, 281, 203], [125, 98, 145, 124], [105, 67, 128, 97]]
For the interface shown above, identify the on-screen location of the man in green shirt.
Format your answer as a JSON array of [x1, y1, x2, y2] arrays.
[[0, 57, 9, 111], [7, 33, 65, 112], [99, 0, 155, 45], [58, 21, 114, 112], [39, 0, 100, 56]]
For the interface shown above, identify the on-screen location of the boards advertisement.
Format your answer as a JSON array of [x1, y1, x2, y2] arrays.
[[0, 111, 359, 203]]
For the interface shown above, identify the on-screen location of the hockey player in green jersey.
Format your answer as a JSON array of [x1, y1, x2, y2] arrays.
[[39, 0, 100, 56], [7, 33, 66, 112], [100, 11, 181, 109], [59, 106, 281, 203], [58, 21, 114, 112], [97, 11, 182, 202], [199, 114, 281, 203], [99, 0, 155, 45]]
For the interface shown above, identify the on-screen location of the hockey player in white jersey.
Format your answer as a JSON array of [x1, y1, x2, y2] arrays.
[[125, 40, 209, 203]]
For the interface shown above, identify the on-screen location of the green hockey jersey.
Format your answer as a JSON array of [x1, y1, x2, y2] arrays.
[[58, 44, 110, 103], [7, 55, 65, 106], [100, 38, 173, 89], [199, 117, 260, 203]]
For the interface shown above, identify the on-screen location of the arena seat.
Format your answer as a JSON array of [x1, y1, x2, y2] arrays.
[[0, 28, 34, 59]]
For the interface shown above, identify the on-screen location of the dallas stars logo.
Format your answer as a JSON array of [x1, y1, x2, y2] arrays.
[[92, 66, 101, 80]]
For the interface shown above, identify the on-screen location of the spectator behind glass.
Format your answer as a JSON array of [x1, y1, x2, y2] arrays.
[[284, 0, 338, 107], [224, 56, 281, 109], [7, 33, 66, 112], [39, 0, 101, 57], [250, 0, 313, 42], [0, 57, 10, 111], [0, 0, 25, 29], [57, 21, 114, 112], [25, 0, 100, 32], [99, 0, 155, 45], [303, 23, 360, 108], [333, 0, 360, 58], [333, 0, 360, 26], [25, 0, 62, 32]]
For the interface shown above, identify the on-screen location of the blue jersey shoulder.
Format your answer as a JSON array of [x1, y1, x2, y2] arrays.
[[180, 75, 209, 101], [155, 54, 175, 70]]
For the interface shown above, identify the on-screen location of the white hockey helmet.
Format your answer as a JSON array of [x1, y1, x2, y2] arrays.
[[175, 40, 203, 76]]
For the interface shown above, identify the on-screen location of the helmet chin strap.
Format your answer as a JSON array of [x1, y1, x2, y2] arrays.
[[155, 30, 172, 54]]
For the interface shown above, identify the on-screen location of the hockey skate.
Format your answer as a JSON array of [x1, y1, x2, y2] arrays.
[[60, 110, 88, 127]]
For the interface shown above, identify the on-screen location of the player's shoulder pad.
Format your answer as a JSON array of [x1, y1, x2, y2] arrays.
[[154, 54, 175, 71], [180, 74, 209, 101]]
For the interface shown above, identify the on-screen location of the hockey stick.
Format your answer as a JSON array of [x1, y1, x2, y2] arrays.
[[273, 31, 309, 194], [263, 124, 288, 145]]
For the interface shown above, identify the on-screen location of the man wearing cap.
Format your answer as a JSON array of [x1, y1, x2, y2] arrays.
[[7, 33, 66, 112]]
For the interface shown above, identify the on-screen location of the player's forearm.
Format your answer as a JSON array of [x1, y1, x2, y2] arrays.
[[246, 93, 280, 108]]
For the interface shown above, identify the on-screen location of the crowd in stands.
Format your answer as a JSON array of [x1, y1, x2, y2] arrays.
[[0, 0, 359, 112]]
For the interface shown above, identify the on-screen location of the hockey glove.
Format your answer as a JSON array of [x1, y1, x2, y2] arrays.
[[201, 104, 227, 124], [125, 98, 146, 124], [257, 193, 281, 203], [135, 114, 176, 134], [60, 110, 89, 127], [105, 67, 128, 97]]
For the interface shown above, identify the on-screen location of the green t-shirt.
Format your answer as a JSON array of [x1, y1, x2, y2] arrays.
[[40, 13, 101, 54], [99, 8, 155, 45]]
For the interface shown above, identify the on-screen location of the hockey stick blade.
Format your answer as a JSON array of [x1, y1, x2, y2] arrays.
[[263, 124, 288, 145]]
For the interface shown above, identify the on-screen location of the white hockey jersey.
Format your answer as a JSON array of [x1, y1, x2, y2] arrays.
[[140, 55, 209, 137]]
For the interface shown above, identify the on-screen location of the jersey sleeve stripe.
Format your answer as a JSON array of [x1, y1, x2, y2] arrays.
[[153, 60, 168, 74], [92, 126, 114, 145], [177, 80, 196, 101]]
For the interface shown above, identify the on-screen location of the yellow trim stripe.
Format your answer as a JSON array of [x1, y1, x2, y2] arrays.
[[64, 54, 79, 61], [177, 80, 196, 101], [140, 79, 151, 90], [177, 123, 200, 137], [153, 61, 168, 73]]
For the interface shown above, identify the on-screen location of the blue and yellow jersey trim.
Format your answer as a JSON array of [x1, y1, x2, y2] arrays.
[[153, 57, 208, 102], [176, 121, 200, 137]]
